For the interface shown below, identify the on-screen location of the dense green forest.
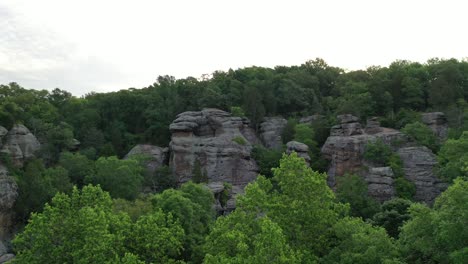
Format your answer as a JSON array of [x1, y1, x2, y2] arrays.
[[1, 58, 468, 263]]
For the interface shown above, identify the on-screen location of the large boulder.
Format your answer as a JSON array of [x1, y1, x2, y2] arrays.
[[0, 125, 40, 167], [169, 109, 259, 212], [125, 144, 169, 174], [397, 146, 447, 203], [421, 112, 448, 141], [0, 165, 18, 242], [286, 141, 311, 166], [0, 253, 14, 263], [259, 117, 287, 150]]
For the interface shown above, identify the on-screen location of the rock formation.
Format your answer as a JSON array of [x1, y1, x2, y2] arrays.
[[397, 146, 447, 203], [125, 144, 169, 174], [299, 114, 323, 125], [286, 141, 311, 166], [0, 125, 40, 167], [169, 109, 260, 212], [364, 167, 395, 202], [421, 112, 448, 141], [0, 165, 18, 248], [259, 117, 287, 150], [322, 114, 445, 203]]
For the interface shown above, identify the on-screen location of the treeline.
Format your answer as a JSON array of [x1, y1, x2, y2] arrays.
[[12, 154, 468, 263], [1, 58, 468, 159]]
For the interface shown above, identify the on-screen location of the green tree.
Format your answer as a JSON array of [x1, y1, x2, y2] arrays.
[[128, 209, 185, 263], [371, 198, 412, 238], [237, 153, 348, 258], [251, 145, 283, 178], [437, 131, 468, 182], [13, 185, 131, 264], [322, 217, 401, 264], [204, 211, 301, 264], [336, 174, 380, 219], [152, 182, 215, 262], [15, 159, 72, 221], [85, 156, 144, 200], [399, 178, 468, 263], [59, 151, 94, 187], [401, 122, 439, 152]]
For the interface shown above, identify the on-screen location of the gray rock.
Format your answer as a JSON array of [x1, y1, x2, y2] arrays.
[[421, 112, 448, 141], [259, 117, 287, 150], [0, 125, 40, 167], [0, 165, 18, 242], [365, 117, 383, 134], [337, 114, 359, 124], [322, 113, 446, 204], [170, 109, 259, 212], [286, 141, 311, 166], [125, 144, 168, 174], [397, 146, 446, 204], [364, 167, 395, 202], [0, 253, 14, 263], [299, 114, 323, 125], [0, 241, 6, 257], [331, 115, 363, 136], [0, 127, 7, 146]]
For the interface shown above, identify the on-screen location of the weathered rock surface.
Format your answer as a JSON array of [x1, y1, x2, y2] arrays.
[[421, 112, 448, 141], [330, 114, 364, 136], [0, 253, 14, 263], [364, 167, 395, 202], [365, 117, 383, 134], [0, 241, 6, 257], [0, 127, 7, 145], [397, 146, 447, 203], [0, 125, 40, 167], [0, 165, 18, 243], [322, 114, 445, 203], [125, 144, 169, 174], [169, 109, 259, 211], [259, 117, 287, 150], [322, 114, 406, 187], [299, 114, 323, 125], [286, 141, 311, 166]]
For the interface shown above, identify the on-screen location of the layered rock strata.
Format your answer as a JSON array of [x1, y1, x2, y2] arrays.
[[169, 109, 260, 212]]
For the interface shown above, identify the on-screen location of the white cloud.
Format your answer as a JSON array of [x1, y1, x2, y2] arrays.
[[1, 0, 467, 96]]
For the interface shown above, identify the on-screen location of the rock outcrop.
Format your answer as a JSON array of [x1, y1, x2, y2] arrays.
[[286, 141, 311, 166], [321, 114, 445, 203], [397, 146, 447, 203], [259, 117, 287, 150], [322, 115, 406, 188], [125, 144, 169, 174], [0, 125, 40, 167], [0, 165, 18, 245], [0, 127, 7, 145], [299, 114, 323, 125], [169, 109, 259, 212], [421, 112, 448, 141], [364, 167, 395, 202]]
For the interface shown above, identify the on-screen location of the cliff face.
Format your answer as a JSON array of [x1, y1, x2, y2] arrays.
[[321, 115, 446, 203], [0, 165, 18, 246], [169, 109, 260, 212]]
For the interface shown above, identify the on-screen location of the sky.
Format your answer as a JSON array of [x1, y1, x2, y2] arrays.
[[0, 0, 467, 96]]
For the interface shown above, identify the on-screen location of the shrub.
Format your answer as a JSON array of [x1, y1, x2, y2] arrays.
[[232, 136, 247, 145], [363, 139, 393, 165], [402, 121, 439, 152]]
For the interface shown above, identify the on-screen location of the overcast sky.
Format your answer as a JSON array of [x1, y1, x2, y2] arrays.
[[1, 0, 467, 96]]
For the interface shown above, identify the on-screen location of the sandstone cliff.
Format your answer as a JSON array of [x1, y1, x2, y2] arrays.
[[321, 114, 445, 203], [169, 109, 260, 212]]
